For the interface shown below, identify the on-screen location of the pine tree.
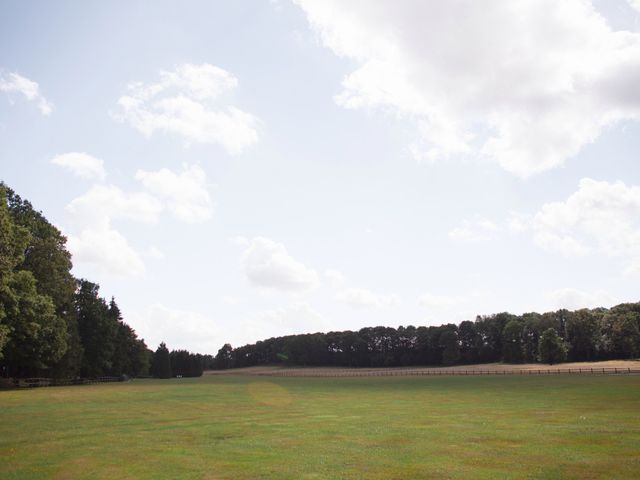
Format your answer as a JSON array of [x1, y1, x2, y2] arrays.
[[151, 342, 172, 379]]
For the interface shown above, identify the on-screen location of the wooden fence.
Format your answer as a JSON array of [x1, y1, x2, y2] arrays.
[[10, 376, 123, 389], [254, 367, 640, 378]]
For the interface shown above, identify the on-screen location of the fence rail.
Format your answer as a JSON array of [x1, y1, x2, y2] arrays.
[[253, 367, 640, 378], [8, 376, 124, 389]]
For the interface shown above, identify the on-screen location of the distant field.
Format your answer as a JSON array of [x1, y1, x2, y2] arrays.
[[1, 374, 640, 479], [206, 359, 640, 376]]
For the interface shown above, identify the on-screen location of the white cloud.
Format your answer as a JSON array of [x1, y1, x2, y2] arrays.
[[129, 304, 221, 353], [115, 63, 259, 154], [145, 246, 165, 259], [51, 152, 106, 181], [65, 184, 163, 230], [547, 288, 617, 311], [63, 163, 212, 275], [66, 219, 145, 277], [324, 268, 346, 288], [336, 287, 399, 309], [418, 293, 465, 310], [64, 184, 161, 277], [449, 218, 499, 243], [294, 0, 640, 176], [239, 237, 320, 292], [0, 71, 52, 115], [135, 164, 213, 223], [628, 0, 640, 13], [514, 178, 640, 271]]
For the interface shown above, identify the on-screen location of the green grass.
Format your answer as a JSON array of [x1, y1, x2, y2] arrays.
[[1, 375, 639, 479]]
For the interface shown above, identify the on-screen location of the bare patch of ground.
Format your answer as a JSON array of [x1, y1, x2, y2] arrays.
[[205, 360, 640, 377]]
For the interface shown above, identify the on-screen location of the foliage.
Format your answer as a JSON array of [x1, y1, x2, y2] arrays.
[[539, 328, 568, 365], [169, 349, 204, 377], [215, 304, 640, 370], [151, 342, 172, 379], [0, 182, 163, 379]]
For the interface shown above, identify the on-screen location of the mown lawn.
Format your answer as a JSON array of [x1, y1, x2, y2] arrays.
[[1, 374, 639, 479]]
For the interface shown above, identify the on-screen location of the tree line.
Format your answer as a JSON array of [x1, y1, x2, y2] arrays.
[[214, 303, 640, 369], [3, 182, 638, 377], [0, 183, 206, 379], [149, 342, 211, 378]]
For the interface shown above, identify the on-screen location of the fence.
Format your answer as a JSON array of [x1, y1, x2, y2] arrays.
[[254, 367, 640, 378], [10, 376, 123, 389]]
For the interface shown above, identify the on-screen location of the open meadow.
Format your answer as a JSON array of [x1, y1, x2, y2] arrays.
[[1, 373, 640, 479]]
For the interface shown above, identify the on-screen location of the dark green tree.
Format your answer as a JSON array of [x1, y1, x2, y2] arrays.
[[439, 328, 460, 365], [502, 319, 524, 363], [565, 309, 599, 361], [151, 342, 172, 378], [75, 280, 117, 377], [0, 270, 67, 376], [538, 328, 567, 365], [2, 183, 81, 376], [0, 186, 29, 360], [214, 343, 234, 369]]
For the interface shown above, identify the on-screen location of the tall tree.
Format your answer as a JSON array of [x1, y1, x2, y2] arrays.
[[0, 186, 67, 374], [2, 183, 81, 376], [0, 271, 67, 376], [502, 319, 524, 363], [538, 328, 567, 365], [439, 328, 460, 365], [75, 280, 117, 377], [0, 186, 28, 360], [151, 342, 172, 378], [565, 309, 599, 361]]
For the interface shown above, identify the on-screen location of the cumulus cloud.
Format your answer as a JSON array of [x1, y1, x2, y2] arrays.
[[547, 288, 618, 311], [66, 220, 146, 277], [514, 178, 640, 271], [294, 0, 640, 176], [324, 268, 346, 288], [135, 164, 213, 223], [336, 287, 399, 309], [145, 246, 165, 259], [63, 162, 213, 276], [238, 237, 320, 292], [64, 185, 162, 277], [0, 71, 52, 115], [114, 63, 259, 154], [449, 218, 499, 243], [129, 304, 221, 353], [51, 152, 106, 181], [418, 293, 465, 310], [65, 184, 163, 230], [628, 0, 640, 13]]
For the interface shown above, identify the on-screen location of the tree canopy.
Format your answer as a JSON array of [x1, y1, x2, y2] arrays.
[[213, 304, 640, 370], [0, 183, 158, 379]]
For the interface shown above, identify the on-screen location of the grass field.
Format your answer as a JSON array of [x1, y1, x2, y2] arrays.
[[1, 374, 639, 479]]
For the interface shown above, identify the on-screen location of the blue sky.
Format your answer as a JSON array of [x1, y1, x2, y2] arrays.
[[1, 0, 639, 353]]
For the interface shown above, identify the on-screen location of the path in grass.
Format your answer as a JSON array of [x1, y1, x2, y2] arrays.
[[1, 375, 639, 479]]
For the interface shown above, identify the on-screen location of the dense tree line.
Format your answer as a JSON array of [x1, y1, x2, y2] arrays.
[[3, 182, 638, 377], [214, 304, 640, 369], [148, 342, 210, 378], [0, 183, 154, 379]]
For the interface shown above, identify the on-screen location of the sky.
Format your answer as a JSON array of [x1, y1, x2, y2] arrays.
[[1, 0, 639, 354]]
